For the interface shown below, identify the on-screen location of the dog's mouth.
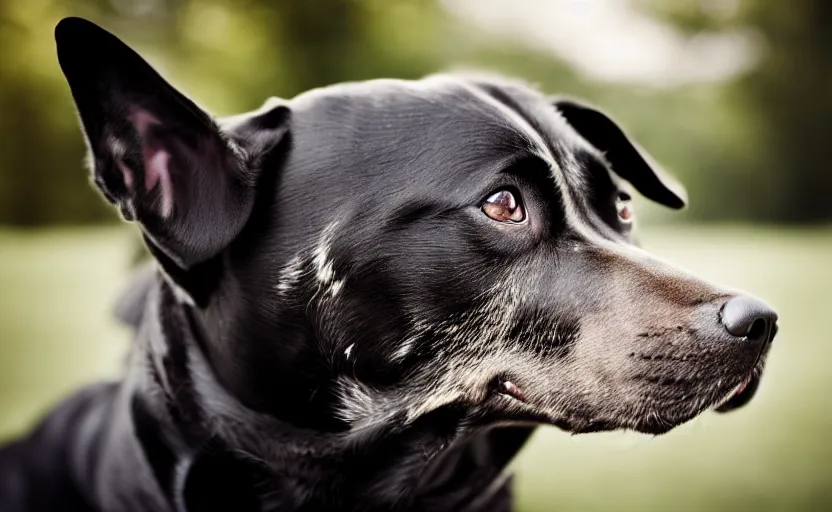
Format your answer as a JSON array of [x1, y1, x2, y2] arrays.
[[713, 337, 771, 413], [714, 371, 761, 413], [493, 376, 527, 403], [481, 363, 765, 433]]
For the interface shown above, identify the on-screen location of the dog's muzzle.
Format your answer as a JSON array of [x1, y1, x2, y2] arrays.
[[714, 294, 778, 412]]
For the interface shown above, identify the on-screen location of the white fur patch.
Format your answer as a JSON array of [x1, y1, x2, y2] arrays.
[[313, 254, 334, 284], [312, 223, 338, 285], [335, 281, 561, 434], [390, 319, 429, 361], [344, 343, 355, 359], [335, 377, 402, 435], [310, 221, 349, 301], [275, 255, 305, 294], [391, 338, 415, 361], [275, 224, 347, 302]]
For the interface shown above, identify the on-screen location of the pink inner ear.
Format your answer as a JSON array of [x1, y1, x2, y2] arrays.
[[128, 107, 174, 218], [129, 108, 160, 136], [117, 160, 134, 192], [144, 147, 173, 218]]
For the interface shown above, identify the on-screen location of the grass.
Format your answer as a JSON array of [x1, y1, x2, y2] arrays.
[[0, 225, 830, 511]]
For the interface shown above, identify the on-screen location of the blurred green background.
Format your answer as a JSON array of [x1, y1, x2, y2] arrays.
[[0, 0, 830, 510]]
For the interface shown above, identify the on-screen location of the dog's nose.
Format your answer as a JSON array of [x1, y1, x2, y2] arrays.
[[721, 295, 778, 344]]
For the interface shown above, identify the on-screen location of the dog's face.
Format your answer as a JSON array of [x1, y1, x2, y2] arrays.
[[56, 19, 777, 439]]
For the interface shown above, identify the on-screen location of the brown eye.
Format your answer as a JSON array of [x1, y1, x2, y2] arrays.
[[482, 189, 525, 223], [616, 192, 633, 223]]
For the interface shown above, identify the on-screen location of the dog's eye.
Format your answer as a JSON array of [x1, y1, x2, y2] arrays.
[[482, 189, 525, 223], [616, 192, 633, 224]]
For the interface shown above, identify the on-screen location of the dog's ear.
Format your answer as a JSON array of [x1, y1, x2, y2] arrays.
[[554, 99, 687, 209], [55, 17, 289, 268]]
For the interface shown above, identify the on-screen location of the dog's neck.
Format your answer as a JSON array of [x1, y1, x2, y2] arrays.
[[123, 275, 526, 511]]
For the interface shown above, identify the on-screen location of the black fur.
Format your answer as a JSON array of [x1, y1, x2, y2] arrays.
[[0, 18, 777, 512]]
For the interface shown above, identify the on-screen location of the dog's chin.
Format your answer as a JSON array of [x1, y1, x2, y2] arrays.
[[478, 396, 690, 436], [477, 366, 766, 435], [630, 370, 765, 434], [481, 378, 682, 434]]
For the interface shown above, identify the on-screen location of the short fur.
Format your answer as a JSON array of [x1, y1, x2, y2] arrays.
[[0, 18, 776, 512]]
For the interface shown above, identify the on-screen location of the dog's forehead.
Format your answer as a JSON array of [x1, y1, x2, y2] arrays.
[[285, 76, 589, 183], [291, 75, 552, 122]]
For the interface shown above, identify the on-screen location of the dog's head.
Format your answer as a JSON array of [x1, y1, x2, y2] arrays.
[[56, 18, 776, 438]]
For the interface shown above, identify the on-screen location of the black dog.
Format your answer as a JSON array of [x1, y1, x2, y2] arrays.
[[0, 17, 778, 512]]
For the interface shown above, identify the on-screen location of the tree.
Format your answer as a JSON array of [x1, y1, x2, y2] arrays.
[[640, 0, 832, 222]]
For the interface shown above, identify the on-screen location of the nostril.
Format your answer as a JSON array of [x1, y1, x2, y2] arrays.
[[746, 318, 768, 343], [721, 295, 778, 343]]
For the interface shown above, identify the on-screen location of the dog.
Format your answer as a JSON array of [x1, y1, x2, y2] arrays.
[[0, 17, 778, 512]]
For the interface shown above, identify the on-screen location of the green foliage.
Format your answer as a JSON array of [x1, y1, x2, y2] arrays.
[[640, 0, 832, 222], [0, 0, 829, 224]]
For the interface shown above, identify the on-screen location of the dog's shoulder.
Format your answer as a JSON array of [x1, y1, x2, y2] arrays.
[[0, 382, 119, 511]]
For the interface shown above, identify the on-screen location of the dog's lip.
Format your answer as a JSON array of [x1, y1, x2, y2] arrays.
[[720, 377, 750, 405], [714, 373, 757, 411]]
